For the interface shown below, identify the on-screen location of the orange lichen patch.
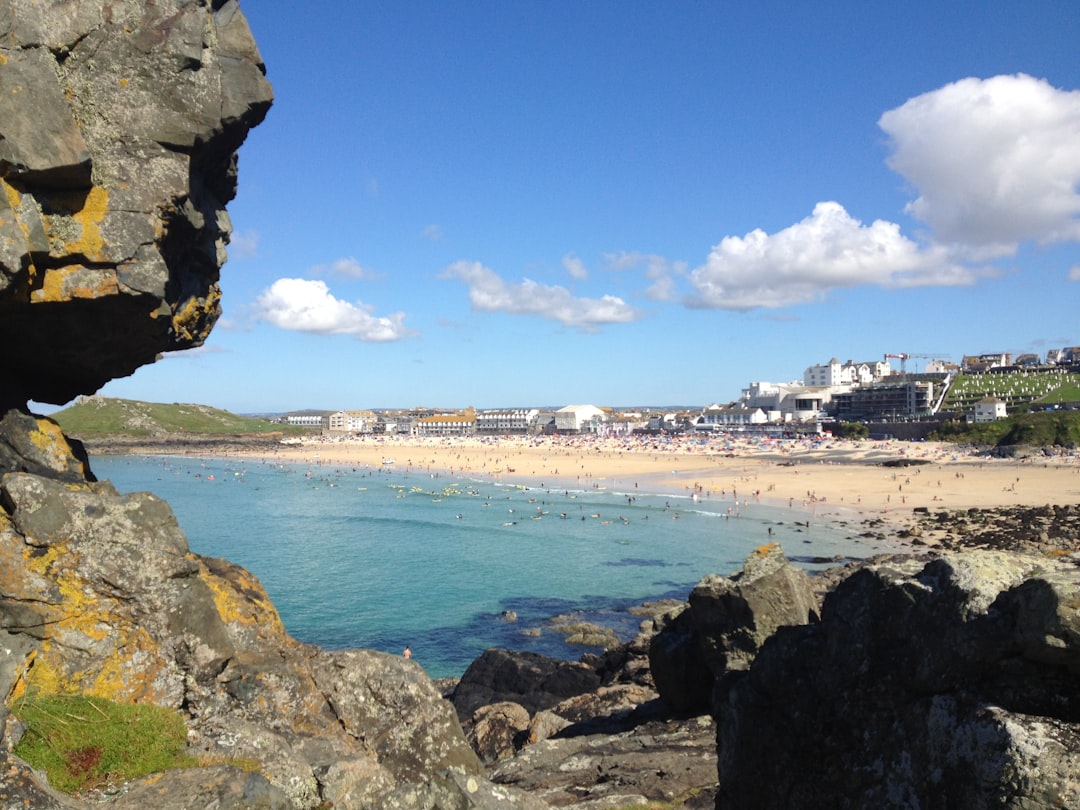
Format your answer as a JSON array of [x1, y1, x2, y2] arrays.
[[31, 265, 120, 303], [752, 542, 782, 557], [199, 557, 284, 634], [5, 543, 174, 704], [63, 186, 110, 261], [1, 177, 19, 210], [12, 622, 171, 706], [27, 416, 87, 472], [171, 286, 222, 342]]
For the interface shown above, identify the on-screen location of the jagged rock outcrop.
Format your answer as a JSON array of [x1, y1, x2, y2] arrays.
[[715, 550, 1080, 808], [0, 464, 505, 807], [449, 621, 720, 807], [0, 2, 551, 805], [648, 542, 819, 715], [0, 0, 272, 409]]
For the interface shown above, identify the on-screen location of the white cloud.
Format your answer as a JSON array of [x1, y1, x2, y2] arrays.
[[1069, 265, 1080, 281], [422, 224, 444, 241], [686, 202, 972, 310], [441, 261, 642, 329], [605, 252, 687, 302], [562, 253, 588, 280], [309, 257, 378, 280], [879, 74, 1080, 252], [253, 278, 412, 341]]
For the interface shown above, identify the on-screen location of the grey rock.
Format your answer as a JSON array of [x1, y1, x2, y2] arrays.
[[649, 542, 818, 715], [453, 648, 601, 720], [715, 550, 1080, 808], [468, 701, 531, 763], [0, 0, 272, 408], [491, 714, 717, 808], [105, 765, 291, 809]]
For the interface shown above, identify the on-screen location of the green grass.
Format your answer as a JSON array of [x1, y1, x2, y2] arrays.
[[51, 397, 305, 438], [11, 693, 195, 794], [941, 371, 1080, 414]]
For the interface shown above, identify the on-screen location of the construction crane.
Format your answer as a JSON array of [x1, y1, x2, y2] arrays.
[[884, 353, 942, 374]]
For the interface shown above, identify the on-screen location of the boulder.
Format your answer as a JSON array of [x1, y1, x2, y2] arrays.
[[468, 701, 531, 763], [452, 649, 601, 720], [649, 542, 818, 714], [0, 0, 273, 408], [715, 550, 1080, 808]]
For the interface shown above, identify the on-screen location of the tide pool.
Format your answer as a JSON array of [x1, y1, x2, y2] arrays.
[[90, 454, 891, 678]]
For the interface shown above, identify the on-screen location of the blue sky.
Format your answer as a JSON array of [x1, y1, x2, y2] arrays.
[[94, 0, 1080, 414]]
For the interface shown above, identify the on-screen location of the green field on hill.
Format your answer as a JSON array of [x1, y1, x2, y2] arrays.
[[51, 397, 305, 438], [941, 370, 1080, 414]]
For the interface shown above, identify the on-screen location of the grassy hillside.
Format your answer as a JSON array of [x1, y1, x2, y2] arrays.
[[941, 370, 1080, 414], [929, 410, 1080, 448], [52, 396, 303, 438]]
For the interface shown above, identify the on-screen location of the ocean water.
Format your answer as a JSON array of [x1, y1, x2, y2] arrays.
[[90, 454, 892, 678]]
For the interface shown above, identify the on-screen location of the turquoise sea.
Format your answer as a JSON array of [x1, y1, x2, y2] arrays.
[[90, 454, 893, 679]]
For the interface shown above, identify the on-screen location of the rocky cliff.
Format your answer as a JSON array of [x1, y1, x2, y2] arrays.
[[1, 0, 271, 409], [0, 2, 533, 807]]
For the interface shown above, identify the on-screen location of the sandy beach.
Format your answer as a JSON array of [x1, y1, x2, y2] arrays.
[[229, 434, 1080, 532]]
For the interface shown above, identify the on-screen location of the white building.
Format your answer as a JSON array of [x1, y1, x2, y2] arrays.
[[326, 410, 377, 433], [971, 397, 1008, 423], [698, 404, 768, 428], [804, 358, 849, 387], [413, 412, 476, 437], [476, 408, 540, 435], [804, 358, 889, 387], [284, 413, 325, 427], [554, 405, 606, 434]]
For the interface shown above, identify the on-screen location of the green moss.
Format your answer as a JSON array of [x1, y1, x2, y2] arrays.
[[11, 692, 194, 794]]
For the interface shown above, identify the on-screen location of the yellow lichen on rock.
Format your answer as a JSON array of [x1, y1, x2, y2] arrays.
[[31, 265, 120, 302], [63, 185, 109, 261], [171, 285, 222, 342], [200, 556, 285, 633]]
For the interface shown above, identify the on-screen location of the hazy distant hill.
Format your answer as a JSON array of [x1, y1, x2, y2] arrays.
[[51, 396, 302, 439]]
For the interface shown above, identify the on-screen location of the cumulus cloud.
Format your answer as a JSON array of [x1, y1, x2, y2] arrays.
[[442, 261, 642, 329], [679, 74, 1079, 312], [879, 74, 1080, 252], [1069, 265, 1080, 282], [253, 278, 412, 341], [687, 202, 972, 310], [562, 253, 588, 280]]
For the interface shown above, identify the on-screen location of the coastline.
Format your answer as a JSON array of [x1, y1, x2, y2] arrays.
[[179, 432, 1080, 544]]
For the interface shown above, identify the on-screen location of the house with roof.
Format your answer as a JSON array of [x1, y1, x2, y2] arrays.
[[326, 410, 378, 434], [413, 410, 477, 437], [475, 408, 540, 435], [971, 397, 1008, 423], [698, 403, 768, 429]]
